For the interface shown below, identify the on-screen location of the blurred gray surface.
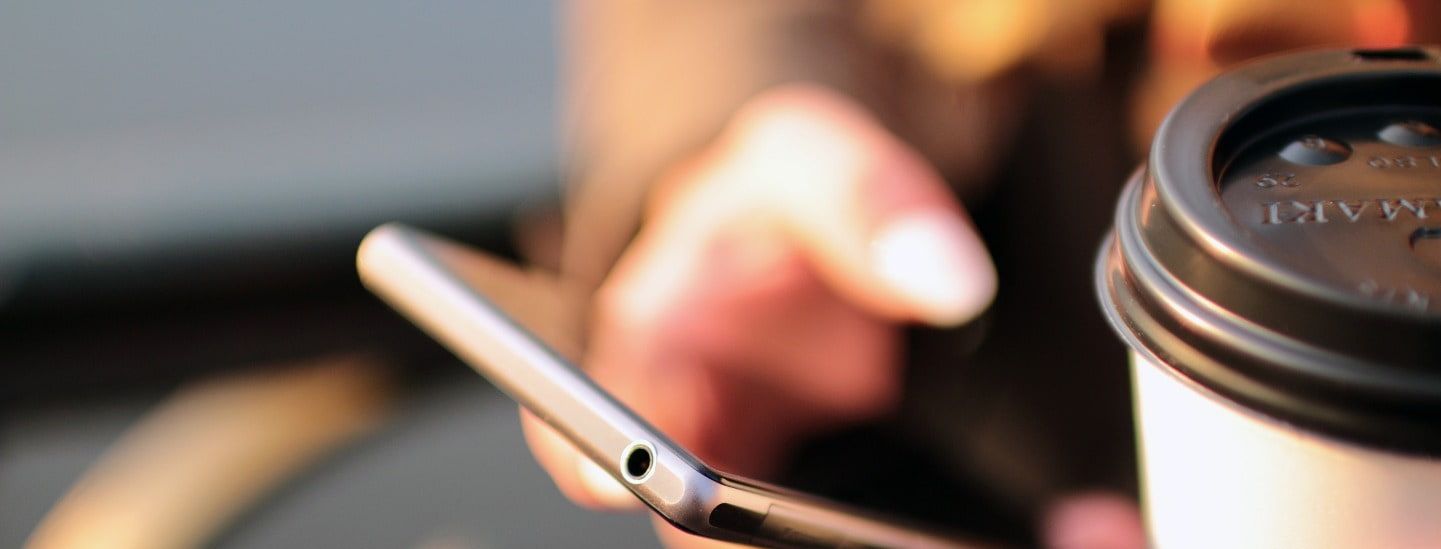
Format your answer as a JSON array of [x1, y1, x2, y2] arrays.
[[0, 373, 662, 548], [0, 2, 669, 547], [0, 392, 149, 544], [0, 0, 557, 269]]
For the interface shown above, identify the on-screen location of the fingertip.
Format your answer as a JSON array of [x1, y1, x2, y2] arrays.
[[870, 209, 997, 326], [520, 409, 639, 511], [720, 86, 997, 326], [577, 457, 643, 511]]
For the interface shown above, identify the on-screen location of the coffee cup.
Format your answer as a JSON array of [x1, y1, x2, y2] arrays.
[[1097, 47, 1441, 548]]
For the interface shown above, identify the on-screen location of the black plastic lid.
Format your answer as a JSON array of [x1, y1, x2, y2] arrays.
[[1097, 47, 1441, 455]]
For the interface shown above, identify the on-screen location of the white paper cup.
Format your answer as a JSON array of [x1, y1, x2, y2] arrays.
[[1131, 350, 1441, 548], [1097, 47, 1441, 548]]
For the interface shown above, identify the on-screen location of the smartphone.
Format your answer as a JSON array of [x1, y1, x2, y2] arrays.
[[357, 223, 990, 549]]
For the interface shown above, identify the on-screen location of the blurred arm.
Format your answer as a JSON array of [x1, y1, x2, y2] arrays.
[[560, 0, 897, 297]]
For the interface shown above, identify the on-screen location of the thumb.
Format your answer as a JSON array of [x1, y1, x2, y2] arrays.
[[709, 84, 996, 326]]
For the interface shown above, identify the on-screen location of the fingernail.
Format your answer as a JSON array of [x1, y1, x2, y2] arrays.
[[577, 458, 641, 510], [870, 210, 996, 326]]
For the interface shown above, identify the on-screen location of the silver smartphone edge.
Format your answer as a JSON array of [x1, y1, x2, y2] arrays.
[[357, 223, 989, 549]]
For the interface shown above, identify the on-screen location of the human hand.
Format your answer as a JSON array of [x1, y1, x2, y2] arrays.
[[522, 84, 1142, 548]]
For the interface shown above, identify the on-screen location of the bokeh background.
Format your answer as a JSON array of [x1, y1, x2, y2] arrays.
[[1, 1, 658, 546]]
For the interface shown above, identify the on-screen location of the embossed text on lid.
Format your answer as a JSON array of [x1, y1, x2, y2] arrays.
[[1218, 109, 1441, 314]]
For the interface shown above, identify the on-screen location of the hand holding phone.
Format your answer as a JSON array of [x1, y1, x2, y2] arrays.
[[357, 223, 992, 549]]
